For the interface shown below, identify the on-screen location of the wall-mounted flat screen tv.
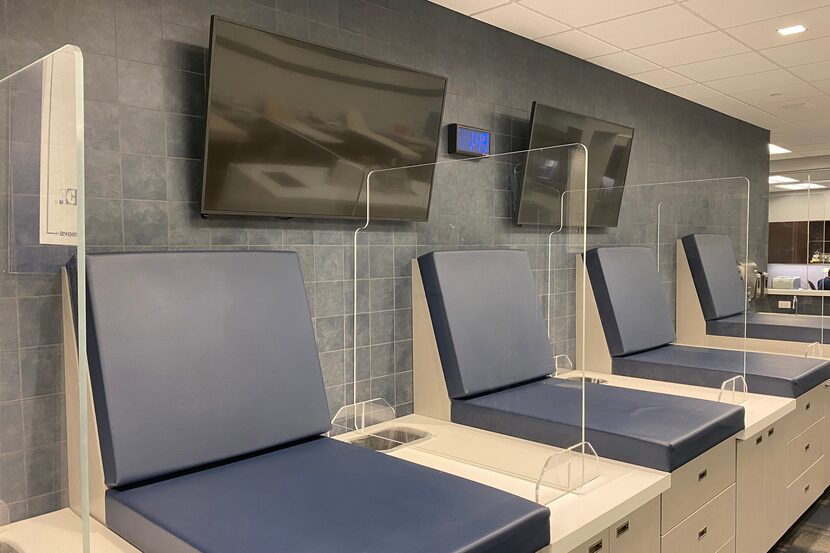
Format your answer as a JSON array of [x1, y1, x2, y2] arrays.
[[201, 17, 447, 221], [515, 102, 634, 228]]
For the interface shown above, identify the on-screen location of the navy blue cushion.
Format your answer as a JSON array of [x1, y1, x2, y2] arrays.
[[585, 247, 676, 356], [106, 437, 551, 553], [418, 250, 554, 399], [681, 234, 746, 321], [708, 312, 830, 344], [452, 379, 744, 472], [612, 344, 830, 398], [81, 251, 331, 487]]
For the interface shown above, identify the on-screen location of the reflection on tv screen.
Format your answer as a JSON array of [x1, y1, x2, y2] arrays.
[[202, 18, 446, 221]]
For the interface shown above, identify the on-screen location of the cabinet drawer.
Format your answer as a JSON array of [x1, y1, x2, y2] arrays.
[[609, 497, 659, 553], [568, 529, 610, 553], [787, 417, 825, 484], [662, 484, 735, 553], [787, 457, 824, 523], [661, 438, 736, 533], [789, 387, 824, 439], [716, 537, 736, 553]]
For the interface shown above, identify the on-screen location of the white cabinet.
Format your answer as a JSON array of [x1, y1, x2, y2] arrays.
[[567, 499, 659, 553], [662, 485, 735, 553], [736, 385, 827, 553]]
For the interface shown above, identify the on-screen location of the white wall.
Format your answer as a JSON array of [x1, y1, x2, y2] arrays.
[[768, 190, 830, 222]]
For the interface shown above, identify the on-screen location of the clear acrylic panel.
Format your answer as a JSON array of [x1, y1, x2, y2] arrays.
[[767, 169, 830, 356], [342, 144, 597, 501], [573, 177, 752, 391], [0, 45, 88, 551]]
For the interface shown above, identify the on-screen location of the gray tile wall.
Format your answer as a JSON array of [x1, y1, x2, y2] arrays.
[[0, 0, 770, 521]]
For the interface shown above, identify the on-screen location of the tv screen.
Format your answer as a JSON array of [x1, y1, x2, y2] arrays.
[[515, 102, 633, 228], [201, 18, 447, 221]]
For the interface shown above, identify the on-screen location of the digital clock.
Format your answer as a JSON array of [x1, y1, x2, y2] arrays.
[[448, 124, 491, 157]]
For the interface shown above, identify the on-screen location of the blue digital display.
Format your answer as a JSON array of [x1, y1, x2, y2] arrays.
[[450, 124, 490, 156]]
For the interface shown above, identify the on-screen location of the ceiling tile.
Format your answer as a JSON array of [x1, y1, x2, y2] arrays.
[[727, 5, 830, 50], [793, 117, 830, 132], [684, 95, 787, 129], [763, 35, 830, 67], [790, 60, 830, 81], [429, 0, 508, 15], [731, 82, 824, 105], [672, 52, 777, 81], [764, 120, 803, 133], [474, 3, 569, 40], [630, 32, 749, 67], [666, 83, 723, 101], [518, 0, 671, 28], [705, 69, 802, 94], [588, 51, 660, 75], [538, 30, 619, 58], [581, 5, 714, 50], [795, 144, 830, 156], [760, 95, 830, 122], [631, 69, 694, 88], [770, 129, 827, 147], [682, 0, 830, 28]]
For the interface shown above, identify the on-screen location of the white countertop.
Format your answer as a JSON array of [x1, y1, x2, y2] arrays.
[[559, 371, 796, 440], [767, 288, 830, 297], [337, 414, 670, 553], [0, 509, 138, 553]]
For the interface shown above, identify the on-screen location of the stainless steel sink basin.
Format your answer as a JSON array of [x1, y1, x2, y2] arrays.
[[563, 376, 608, 384], [347, 426, 430, 452]]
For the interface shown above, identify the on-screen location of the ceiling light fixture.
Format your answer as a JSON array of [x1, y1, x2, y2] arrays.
[[769, 144, 792, 155], [778, 25, 807, 36], [775, 182, 826, 190], [769, 175, 799, 184]]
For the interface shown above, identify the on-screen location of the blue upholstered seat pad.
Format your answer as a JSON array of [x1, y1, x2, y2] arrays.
[[584, 247, 677, 356], [681, 234, 747, 320], [613, 344, 830, 398], [452, 379, 744, 472], [106, 437, 551, 553], [418, 250, 555, 399], [80, 251, 332, 487], [707, 312, 830, 344]]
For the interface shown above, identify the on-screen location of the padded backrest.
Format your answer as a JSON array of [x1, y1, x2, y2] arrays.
[[585, 247, 676, 356], [418, 250, 554, 399], [681, 234, 746, 320], [79, 251, 331, 487]]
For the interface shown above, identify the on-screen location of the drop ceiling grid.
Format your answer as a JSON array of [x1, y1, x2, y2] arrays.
[[429, 0, 830, 158]]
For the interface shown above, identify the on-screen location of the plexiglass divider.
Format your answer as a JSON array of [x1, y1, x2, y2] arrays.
[[331, 144, 601, 503], [766, 168, 829, 357], [1, 45, 88, 550], [535, 442, 600, 503], [572, 177, 751, 392]]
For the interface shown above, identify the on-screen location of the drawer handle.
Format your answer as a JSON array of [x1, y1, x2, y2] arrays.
[[698, 527, 708, 540], [769, 427, 775, 437], [589, 539, 603, 553], [806, 402, 811, 411], [805, 484, 811, 494], [805, 443, 811, 452], [616, 521, 630, 538], [698, 469, 708, 481], [756, 435, 763, 445]]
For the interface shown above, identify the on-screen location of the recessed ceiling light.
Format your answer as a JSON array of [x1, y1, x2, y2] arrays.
[[769, 144, 792, 155], [775, 182, 826, 190], [778, 25, 807, 36], [769, 175, 799, 184]]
